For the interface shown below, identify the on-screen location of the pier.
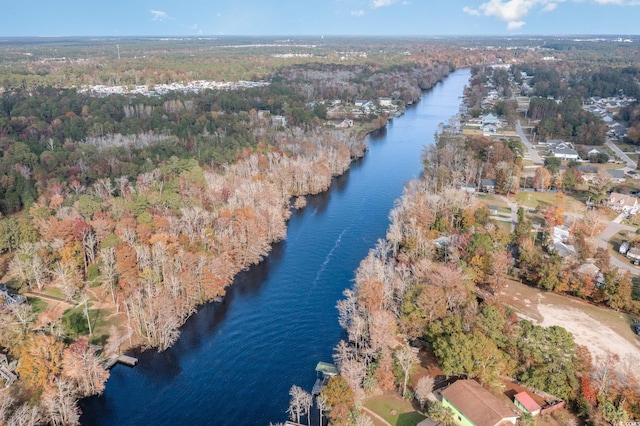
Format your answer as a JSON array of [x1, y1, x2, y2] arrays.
[[105, 354, 139, 369]]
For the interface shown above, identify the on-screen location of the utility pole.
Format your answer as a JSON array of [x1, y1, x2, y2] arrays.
[[117, 45, 120, 60]]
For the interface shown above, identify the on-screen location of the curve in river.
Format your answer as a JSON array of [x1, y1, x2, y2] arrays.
[[80, 68, 470, 426]]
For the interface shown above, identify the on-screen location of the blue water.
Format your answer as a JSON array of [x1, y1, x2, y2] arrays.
[[79, 68, 470, 426]]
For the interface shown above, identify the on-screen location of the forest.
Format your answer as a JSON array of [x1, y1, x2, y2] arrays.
[[0, 37, 460, 425]]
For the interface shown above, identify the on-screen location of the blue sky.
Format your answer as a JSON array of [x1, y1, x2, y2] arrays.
[[2, 0, 639, 37]]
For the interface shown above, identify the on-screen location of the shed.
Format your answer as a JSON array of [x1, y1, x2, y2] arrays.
[[514, 391, 542, 416]]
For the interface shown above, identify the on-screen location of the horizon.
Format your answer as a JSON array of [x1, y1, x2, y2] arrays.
[[4, 1, 640, 38]]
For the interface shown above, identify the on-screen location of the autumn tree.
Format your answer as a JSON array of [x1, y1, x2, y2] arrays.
[[320, 376, 354, 426]]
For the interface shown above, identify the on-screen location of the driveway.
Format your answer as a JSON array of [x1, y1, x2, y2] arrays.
[[516, 120, 543, 165], [595, 221, 639, 275]]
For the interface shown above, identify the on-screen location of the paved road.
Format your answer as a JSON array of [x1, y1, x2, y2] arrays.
[[595, 220, 639, 275], [605, 138, 636, 171], [516, 120, 543, 165]]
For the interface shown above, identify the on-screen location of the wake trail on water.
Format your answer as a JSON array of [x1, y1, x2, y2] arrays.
[[306, 227, 349, 296]]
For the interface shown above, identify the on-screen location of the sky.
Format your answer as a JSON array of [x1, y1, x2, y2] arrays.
[[2, 0, 639, 37]]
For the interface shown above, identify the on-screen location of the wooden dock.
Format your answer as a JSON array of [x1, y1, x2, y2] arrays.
[[105, 354, 139, 369], [0, 354, 17, 388]]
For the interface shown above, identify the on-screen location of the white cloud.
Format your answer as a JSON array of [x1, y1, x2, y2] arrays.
[[507, 20, 526, 29], [351, 9, 366, 16], [463, 0, 639, 30], [371, 0, 399, 8], [150, 10, 170, 21]]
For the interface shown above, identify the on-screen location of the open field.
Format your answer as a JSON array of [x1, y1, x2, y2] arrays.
[[499, 280, 640, 375]]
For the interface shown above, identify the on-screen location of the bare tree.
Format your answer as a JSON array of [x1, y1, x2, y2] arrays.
[[394, 346, 419, 399], [41, 379, 80, 426], [316, 394, 327, 426], [287, 385, 309, 424], [414, 375, 435, 410], [355, 414, 375, 426]]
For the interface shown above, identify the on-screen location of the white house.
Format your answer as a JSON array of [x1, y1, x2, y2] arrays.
[[549, 140, 579, 160], [608, 192, 638, 214], [378, 97, 393, 107]]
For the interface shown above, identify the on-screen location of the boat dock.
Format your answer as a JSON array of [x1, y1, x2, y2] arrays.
[[312, 361, 338, 395], [105, 354, 139, 369]]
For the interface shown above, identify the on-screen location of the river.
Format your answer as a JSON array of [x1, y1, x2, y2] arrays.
[[79, 68, 470, 426]]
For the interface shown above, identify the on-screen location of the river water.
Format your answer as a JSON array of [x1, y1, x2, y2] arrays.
[[80, 68, 470, 426]]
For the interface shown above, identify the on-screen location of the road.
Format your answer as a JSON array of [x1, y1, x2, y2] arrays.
[[595, 219, 639, 275], [605, 138, 636, 171], [516, 120, 543, 165]]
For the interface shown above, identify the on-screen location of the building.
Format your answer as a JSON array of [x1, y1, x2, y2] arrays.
[[606, 169, 626, 183], [441, 380, 519, 426], [608, 192, 638, 214], [513, 392, 541, 416], [481, 179, 497, 193], [378, 97, 393, 107], [549, 141, 579, 160]]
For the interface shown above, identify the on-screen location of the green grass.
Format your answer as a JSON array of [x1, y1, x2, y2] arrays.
[[27, 296, 47, 316], [43, 286, 65, 299], [364, 395, 426, 426]]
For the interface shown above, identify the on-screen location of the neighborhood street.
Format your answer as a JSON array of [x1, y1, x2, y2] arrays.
[[516, 120, 543, 165], [605, 138, 636, 171]]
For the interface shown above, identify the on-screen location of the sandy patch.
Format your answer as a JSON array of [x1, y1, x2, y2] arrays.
[[536, 301, 640, 376]]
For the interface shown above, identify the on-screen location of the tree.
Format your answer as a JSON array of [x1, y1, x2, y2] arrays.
[[589, 170, 613, 204], [41, 378, 80, 426], [414, 375, 435, 411], [287, 385, 310, 425], [61, 338, 109, 397], [532, 167, 551, 191], [320, 376, 354, 426], [544, 157, 561, 174], [316, 394, 327, 426], [394, 346, 418, 399], [425, 401, 454, 425]]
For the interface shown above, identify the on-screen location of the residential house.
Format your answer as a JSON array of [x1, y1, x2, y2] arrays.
[[441, 380, 519, 426], [481, 113, 502, 134], [378, 97, 393, 107], [606, 169, 626, 183], [334, 119, 354, 129], [354, 99, 367, 107], [577, 263, 605, 287], [608, 192, 638, 214], [459, 183, 477, 193], [549, 140, 579, 160], [577, 165, 598, 183], [514, 392, 541, 416], [481, 179, 497, 193]]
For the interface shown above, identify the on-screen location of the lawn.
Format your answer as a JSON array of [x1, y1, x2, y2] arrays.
[[515, 190, 586, 214], [364, 395, 426, 426], [476, 194, 510, 209]]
